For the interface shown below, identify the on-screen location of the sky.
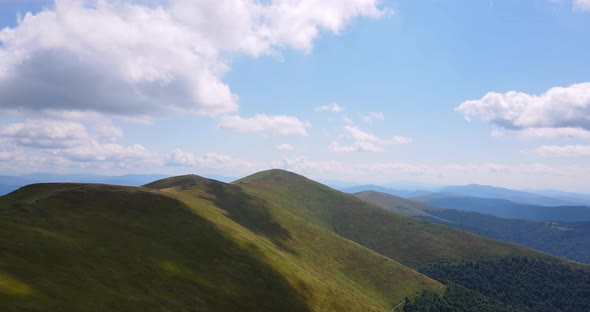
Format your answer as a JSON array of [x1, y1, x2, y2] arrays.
[[0, 0, 589, 191]]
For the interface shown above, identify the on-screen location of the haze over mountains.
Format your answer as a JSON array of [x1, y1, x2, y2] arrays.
[[342, 183, 590, 206]]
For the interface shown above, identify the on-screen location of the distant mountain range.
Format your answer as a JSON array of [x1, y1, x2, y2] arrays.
[[355, 190, 590, 264], [340, 185, 434, 198], [436, 184, 586, 206], [413, 195, 590, 222], [342, 183, 590, 206]]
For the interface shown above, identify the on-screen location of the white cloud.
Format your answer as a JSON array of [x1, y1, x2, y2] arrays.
[[329, 140, 382, 152], [361, 112, 384, 123], [519, 127, 590, 138], [277, 143, 295, 151], [218, 114, 311, 136], [330, 125, 412, 153], [456, 82, 590, 132], [0, 119, 89, 148], [315, 102, 343, 113], [167, 148, 259, 173], [533, 145, 590, 157], [53, 142, 161, 163], [0, 118, 163, 169], [0, 0, 387, 118], [573, 0, 590, 11]]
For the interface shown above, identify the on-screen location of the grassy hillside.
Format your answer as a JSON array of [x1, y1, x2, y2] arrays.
[[146, 176, 443, 311], [234, 169, 543, 267], [353, 190, 441, 217], [0, 178, 443, 311], [0, 183, 311, 311]]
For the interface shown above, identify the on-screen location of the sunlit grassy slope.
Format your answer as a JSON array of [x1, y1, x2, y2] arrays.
[[0, 176, 442, 311], [235, 169, 546, 267]]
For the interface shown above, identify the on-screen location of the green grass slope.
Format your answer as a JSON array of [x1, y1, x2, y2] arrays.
[[146, 176, 443, 311], [235, 169, 547, 267], [353, 190, 442, 217], [0, 183, 310, 312], [142, 174, 211, 190], [0, 177, 443, 311]]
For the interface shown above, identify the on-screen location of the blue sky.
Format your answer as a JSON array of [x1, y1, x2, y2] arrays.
[[0, 0, 589, 191]]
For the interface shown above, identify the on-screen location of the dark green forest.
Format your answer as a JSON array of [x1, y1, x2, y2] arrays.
[[419, 257, 590, 312], [403, 282, 520, 312], [417, 209, 590, 263]]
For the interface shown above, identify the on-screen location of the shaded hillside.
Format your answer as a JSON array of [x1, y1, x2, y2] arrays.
[[0, 176, 445, 311], [416, 209, 590, 264], [413, 195, 590, 222], [234, 169, 543, 267], [145, 175, 444, 311], [0, 183, 310, 312]]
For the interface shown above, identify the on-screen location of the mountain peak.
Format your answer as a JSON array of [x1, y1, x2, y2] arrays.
[[234, 169, 311, 184], [143, 174, 212, 190]]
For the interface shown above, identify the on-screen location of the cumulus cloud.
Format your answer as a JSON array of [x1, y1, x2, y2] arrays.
[[167, 149, 259, 173], [456, 82, 590, 137], [533, 145, 590, 157], [0, 119, 89, 148], [53, 142, 161, 163], [519, 127, 590, 138], [315, 102, 343, 113], [573, 0, 590, 11], [277, 143, 295, 151], [218, 114, 311, 136], [0, 0, 387, 118], [0, 118, 163, 169], [330, 125, 412, 153], [361, 112, 384, 123]]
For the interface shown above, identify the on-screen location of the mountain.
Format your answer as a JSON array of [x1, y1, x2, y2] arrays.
[[528, 189, 590, 206], [235, 170, 590, 311], [0, 176, 35, 196], [438, 184, 579, 206], [417, 209, 590, 264], [340, 185, 434, 198], [234, 169, 543, 267], [0, 184, 20, 196], [414, 194, 590, 222], [3, 170, 590, 311], [0, 174, 171, 196], [353, 190, 440, 217], [357, 189, 590, 264], [0, 177, 442, 311]]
